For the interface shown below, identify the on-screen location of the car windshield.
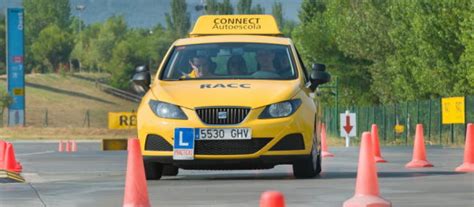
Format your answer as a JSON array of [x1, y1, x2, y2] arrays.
[[160, 43, 297, 80]]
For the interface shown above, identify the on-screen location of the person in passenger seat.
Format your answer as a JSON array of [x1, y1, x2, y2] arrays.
[[227, 55, 248, 76]]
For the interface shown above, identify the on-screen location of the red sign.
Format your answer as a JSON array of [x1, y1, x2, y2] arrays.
[[13, 56, 23, 63]]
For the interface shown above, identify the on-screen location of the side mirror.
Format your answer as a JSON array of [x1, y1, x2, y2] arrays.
[[132, 65, 151, 95], [309, 63, 331, 91]]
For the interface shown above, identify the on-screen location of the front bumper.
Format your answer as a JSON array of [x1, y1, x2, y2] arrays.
[[137, 102, 316, 160], [144, 155, 309, 170]]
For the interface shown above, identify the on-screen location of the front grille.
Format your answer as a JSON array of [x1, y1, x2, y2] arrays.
[[145, 134, 173, 151], [195, 138, 271, 155], [196, 107, 250, 125]]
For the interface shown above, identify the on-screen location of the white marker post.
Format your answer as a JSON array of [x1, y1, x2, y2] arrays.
[[340, 111, 357, 148], [345, 111, 350, 147]]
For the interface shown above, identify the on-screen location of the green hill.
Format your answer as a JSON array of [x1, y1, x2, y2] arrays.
[[0, 73, 138, 139]]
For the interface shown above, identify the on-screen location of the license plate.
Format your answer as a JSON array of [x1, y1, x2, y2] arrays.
[[197, 128, 252, 140]]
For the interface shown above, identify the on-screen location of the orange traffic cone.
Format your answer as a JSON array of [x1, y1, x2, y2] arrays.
[[405, 124, 434, 168], [371, 124, 387, 163], [260, 191, 285, 207], [321, 123, 334, 158], [71, 140, 77, 152], [4, 143, 22, 173], [343, 132, 391, 207], [123, 138, 151, 207], [455, 123, 474, 172], [66, 140, 71, 152], [58, 140, 64, 152], [0, 140, 6, 169]]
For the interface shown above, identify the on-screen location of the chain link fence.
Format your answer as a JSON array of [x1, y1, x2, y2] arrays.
[[323, 95, 474, 146]]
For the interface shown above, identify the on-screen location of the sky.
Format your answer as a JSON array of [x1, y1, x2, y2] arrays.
[[1, 0, 303, 28]]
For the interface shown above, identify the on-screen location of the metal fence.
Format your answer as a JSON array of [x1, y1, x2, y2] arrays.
[[323, 95, 474, 146], [1, 108, 136, 128]]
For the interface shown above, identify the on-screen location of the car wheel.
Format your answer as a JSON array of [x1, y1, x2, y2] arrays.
[[292, 146, 321, 179], [162, 165, 179, 176], [144, 161, 163, 180]]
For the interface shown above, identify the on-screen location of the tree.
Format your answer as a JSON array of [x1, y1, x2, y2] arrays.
[[294, 0, 473, 105], [165, 0, 191, 37], [457, 2, 474, 94], [219, 0, 234, 15], [0, 14, 5, 74], [251, 4, 265, 14], [205, 0, 220, 14], [23, 0, 71, 41], [70, 23, 102, 72], [299, 0, 325, 24], [23, 0, 72, 72], [90, 16, 128, 72], [30, 24, 73, 73], [272, 1, 284, 29], [237, 0, 252, 14], [0, 89, 13, 127]]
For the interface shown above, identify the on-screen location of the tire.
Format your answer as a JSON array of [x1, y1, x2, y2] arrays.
[[162, 165, 179, 176], [144, 161, 163, 180], [292, 147, 321, 179]]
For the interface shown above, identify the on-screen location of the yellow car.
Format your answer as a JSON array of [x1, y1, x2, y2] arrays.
[[132, 15, 331, 179]]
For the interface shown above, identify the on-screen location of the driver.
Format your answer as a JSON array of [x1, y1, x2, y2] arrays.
[[183, 56, 215, 78]]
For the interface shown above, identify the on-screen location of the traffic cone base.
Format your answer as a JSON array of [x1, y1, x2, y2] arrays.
[[322, 151, 335, 158], [455, 163, 474, 172], [371, 124, 387, 163], [343, 132, 391, 206], [320, 123, 334, 158], [375, 156, 387, 163], [4, 143, 22, 173], [405, 159, 434, 168], [123, 138, 151, 207], [343, 195, 391, 207], [260, 191, 285, 207], [71, 140, 77, 152], [66, 141, 71, 152], [406, 124, 433, 169], [455, 123, 473, 172], [58, 140, 64, 152]]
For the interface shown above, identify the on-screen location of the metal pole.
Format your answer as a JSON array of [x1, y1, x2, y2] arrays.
[[87, 110, 90, 128], [417, 100, 420, 124], [394, 104, 398, 140], [335, 77, 339, 137], [439, 98, 443, 144], [345, 110, 350, 147], [44, 109, 48, 127], [464, 96, 467, 142], [356, 106, 359, 137], [451, 124, 454, 144], [383, 105, 386, 141], [366, 107, 370, 132], [406, 102, 409, 142], [373, 106, 376, 126], [428, 99, 432, 141]]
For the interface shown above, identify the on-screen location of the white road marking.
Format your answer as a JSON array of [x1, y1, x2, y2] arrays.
[[17, 150, 55, 157]]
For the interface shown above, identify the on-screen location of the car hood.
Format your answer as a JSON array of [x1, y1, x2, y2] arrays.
[[150, 80, 301, 109]]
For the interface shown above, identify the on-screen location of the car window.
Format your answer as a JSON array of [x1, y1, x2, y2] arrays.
[[160, 43, 297, 80]]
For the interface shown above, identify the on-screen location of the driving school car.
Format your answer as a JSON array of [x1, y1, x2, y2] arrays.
[[132, 15, 331, 179]]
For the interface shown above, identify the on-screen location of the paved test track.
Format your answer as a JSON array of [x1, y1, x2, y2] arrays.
[[0, 142, 473, 207]]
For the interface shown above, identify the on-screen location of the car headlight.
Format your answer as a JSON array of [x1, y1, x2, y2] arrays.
[[259, 99, 302, 119], [148, 100, 187, 119]]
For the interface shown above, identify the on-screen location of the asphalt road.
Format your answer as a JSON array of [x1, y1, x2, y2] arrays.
[[0, 141, 473, 207]]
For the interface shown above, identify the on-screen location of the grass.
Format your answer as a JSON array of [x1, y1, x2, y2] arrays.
[[0, 73, 138, 139]]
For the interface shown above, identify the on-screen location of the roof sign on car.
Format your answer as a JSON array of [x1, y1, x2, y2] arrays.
[[189, 15, 282, 37]]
